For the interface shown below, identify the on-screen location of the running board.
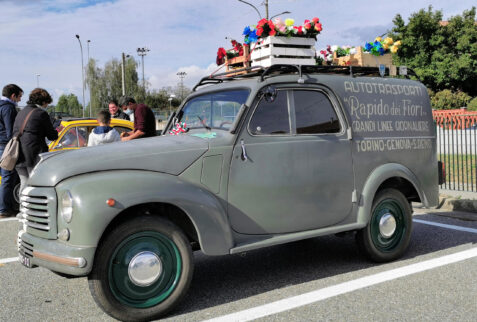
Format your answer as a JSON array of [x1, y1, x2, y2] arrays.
[[229, 223, 365, 254]]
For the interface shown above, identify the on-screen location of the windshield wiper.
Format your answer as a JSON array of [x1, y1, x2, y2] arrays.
[[197, 116, 211, 131]]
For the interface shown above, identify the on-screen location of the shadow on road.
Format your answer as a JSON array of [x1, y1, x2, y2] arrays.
[[168, 216, 477, 317]]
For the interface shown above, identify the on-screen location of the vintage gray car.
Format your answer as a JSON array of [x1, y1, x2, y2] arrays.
[[18, 65, 439, 321]]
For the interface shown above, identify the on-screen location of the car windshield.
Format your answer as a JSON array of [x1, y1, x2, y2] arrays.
[[178, 89, 249, 130]]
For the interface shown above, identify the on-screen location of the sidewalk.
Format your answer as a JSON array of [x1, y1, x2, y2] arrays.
[[438, 188, 477, 213]]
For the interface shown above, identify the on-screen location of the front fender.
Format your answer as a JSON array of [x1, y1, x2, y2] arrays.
[[357, 163, 427, 226], [56, 170, 234, 255]]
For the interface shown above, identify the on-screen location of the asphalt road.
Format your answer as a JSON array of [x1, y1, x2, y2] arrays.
[[1, 209, 476, 321]]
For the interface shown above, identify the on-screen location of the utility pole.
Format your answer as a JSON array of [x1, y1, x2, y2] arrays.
[[75, 34, 85, 118], [176, 72, 187, 101], [264, 0, 269, 19], [121, 52, 126, 96], [87, 39, 91, 117], [137, 47, 150, 98]]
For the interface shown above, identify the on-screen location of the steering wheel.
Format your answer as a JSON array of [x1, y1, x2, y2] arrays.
[[219, 121, 232, 128]]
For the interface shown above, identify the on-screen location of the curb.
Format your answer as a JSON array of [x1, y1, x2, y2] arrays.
[[438, 195, 477, 213]]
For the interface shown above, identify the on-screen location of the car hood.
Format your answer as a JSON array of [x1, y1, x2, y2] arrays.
[[29, 135, 209, 187]]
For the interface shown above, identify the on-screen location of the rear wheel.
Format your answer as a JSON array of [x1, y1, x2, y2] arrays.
[[88, 216, 193, 321], [356, 188, 412, 262]]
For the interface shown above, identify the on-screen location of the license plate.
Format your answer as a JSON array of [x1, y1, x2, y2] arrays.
[[19, 253, 31, 268]]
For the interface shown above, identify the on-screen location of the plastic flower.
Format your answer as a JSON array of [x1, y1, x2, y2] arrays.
[[383, 37, 394, 45], [382, 43, 389, 50], [304, 22, 311, 29], [273, 17, 287, 33], [314, 22, 322, 32], [312, 17, 319, 24], [364, 42, 373, 51], [375, 36, 382, 42], [394, 40, 402, 46], [285, 18, 295, 27], [390, 45, 399, 53]]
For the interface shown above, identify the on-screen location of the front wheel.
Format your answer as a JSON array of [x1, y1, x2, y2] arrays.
[[356, 188, 412, 262], [88, 216, 193, 321]]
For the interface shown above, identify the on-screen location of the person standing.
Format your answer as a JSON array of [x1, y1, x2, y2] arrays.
[[108, 99, 130, 120], [88, 110, 121, 146], [13, 88, 58, 194], [119, 96, 156, 141], [0, 84, 22, 218]]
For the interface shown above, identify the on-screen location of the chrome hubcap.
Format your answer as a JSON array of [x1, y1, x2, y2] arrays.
[[128, 251, 163, 287], [379, 213, 397, 238]]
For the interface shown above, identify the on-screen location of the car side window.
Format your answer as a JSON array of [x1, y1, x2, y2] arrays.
[[249, 90, 290, 135], [294, 90, 341, 134], [58, 128, 79, 148]]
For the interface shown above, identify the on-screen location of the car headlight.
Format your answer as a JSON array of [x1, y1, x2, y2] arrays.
[[61, 191, 74, 223]]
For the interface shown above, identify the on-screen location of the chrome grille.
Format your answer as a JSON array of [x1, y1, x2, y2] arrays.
[[20, 187, 57, 239]]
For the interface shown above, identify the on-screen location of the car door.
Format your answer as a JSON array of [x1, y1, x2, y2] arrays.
[[227, 87, 354, 234]]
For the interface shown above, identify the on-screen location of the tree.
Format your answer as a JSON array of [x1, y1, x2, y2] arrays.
[[86, 56, 140, 116], [390, 6, 477, 96], [55, 94, 82, 116]]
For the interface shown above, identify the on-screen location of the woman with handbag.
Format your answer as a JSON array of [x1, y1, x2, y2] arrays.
[[13, 88, 58, 194]]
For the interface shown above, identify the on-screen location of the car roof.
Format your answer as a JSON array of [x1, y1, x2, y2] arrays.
[[59, 118, 133, 127]]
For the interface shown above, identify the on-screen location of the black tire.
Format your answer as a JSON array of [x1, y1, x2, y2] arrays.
[[88, 216, 194, 321], [356, 188, 412, 262]]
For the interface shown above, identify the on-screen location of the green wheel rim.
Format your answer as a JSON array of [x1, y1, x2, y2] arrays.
[[370, 199, 407, 252], [108, 231, 182, 308]]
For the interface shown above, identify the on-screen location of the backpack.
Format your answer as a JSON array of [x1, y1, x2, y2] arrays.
[[0, 109, 36, 171]]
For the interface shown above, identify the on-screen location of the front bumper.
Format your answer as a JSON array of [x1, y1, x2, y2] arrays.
[[18, 230, 96, 276]]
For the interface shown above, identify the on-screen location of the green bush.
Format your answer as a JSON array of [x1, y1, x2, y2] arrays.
[[431, 89, 471, 110], [467, 97, 477, 111]]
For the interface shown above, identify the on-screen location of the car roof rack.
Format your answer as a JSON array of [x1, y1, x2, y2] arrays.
[[193, 64, 417, 91]]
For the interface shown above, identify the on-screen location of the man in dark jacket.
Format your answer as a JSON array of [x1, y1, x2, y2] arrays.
[[0, 84, 23, 217], [119, 96, 156, 141], [108, 99, 130, 120]]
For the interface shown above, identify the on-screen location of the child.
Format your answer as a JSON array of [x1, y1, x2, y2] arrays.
[[87, 110, 121, 146]]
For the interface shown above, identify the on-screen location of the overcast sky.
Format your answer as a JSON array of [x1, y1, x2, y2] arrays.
[[0, 0, 475, 105]]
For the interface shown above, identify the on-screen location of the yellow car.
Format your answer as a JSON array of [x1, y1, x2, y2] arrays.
[[49, 117, 134, 151], [1, 118, 133, 204]]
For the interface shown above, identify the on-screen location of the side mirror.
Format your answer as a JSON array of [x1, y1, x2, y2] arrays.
[[263, 86, 278, 103]]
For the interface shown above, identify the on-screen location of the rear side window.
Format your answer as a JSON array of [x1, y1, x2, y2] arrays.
[[294, 90, 341, 134], [249, 90, 290, 135]]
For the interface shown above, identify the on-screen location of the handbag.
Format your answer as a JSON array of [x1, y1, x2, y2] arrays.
[[0, 109, 37, 171]]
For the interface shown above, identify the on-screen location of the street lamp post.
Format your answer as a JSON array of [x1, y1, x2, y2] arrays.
[[270, 11, 291, 20], [176, 72, 187, 101], [121, 53, 130, 96], [168, 93, 176, 117], [75, 34, 86, 118], [137, 47, 150, 97], [238, 0, 262, 19], [36, 74, 40, 88]]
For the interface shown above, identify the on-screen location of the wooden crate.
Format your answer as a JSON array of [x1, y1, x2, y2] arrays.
[[333, 46, 395, 72], [251, 36, 316, 67], [225, 45, 250, 75]]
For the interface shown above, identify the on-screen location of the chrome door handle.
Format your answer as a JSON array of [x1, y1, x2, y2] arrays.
[[240, 139, 248, 161]]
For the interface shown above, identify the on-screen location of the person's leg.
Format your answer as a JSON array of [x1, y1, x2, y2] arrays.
[[0, 166, 16, 214]]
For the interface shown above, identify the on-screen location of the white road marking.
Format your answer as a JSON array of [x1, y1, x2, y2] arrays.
[[0, 217, 18, 222], [205, 247, 477, 322], [0, 257, 18, 264], [413, 219, 477, 234]]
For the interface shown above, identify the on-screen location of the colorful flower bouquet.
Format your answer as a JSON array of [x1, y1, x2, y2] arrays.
[[364, 37, 401, 56], [216, 40, 245, 66], [243, 16, 323, 43]]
